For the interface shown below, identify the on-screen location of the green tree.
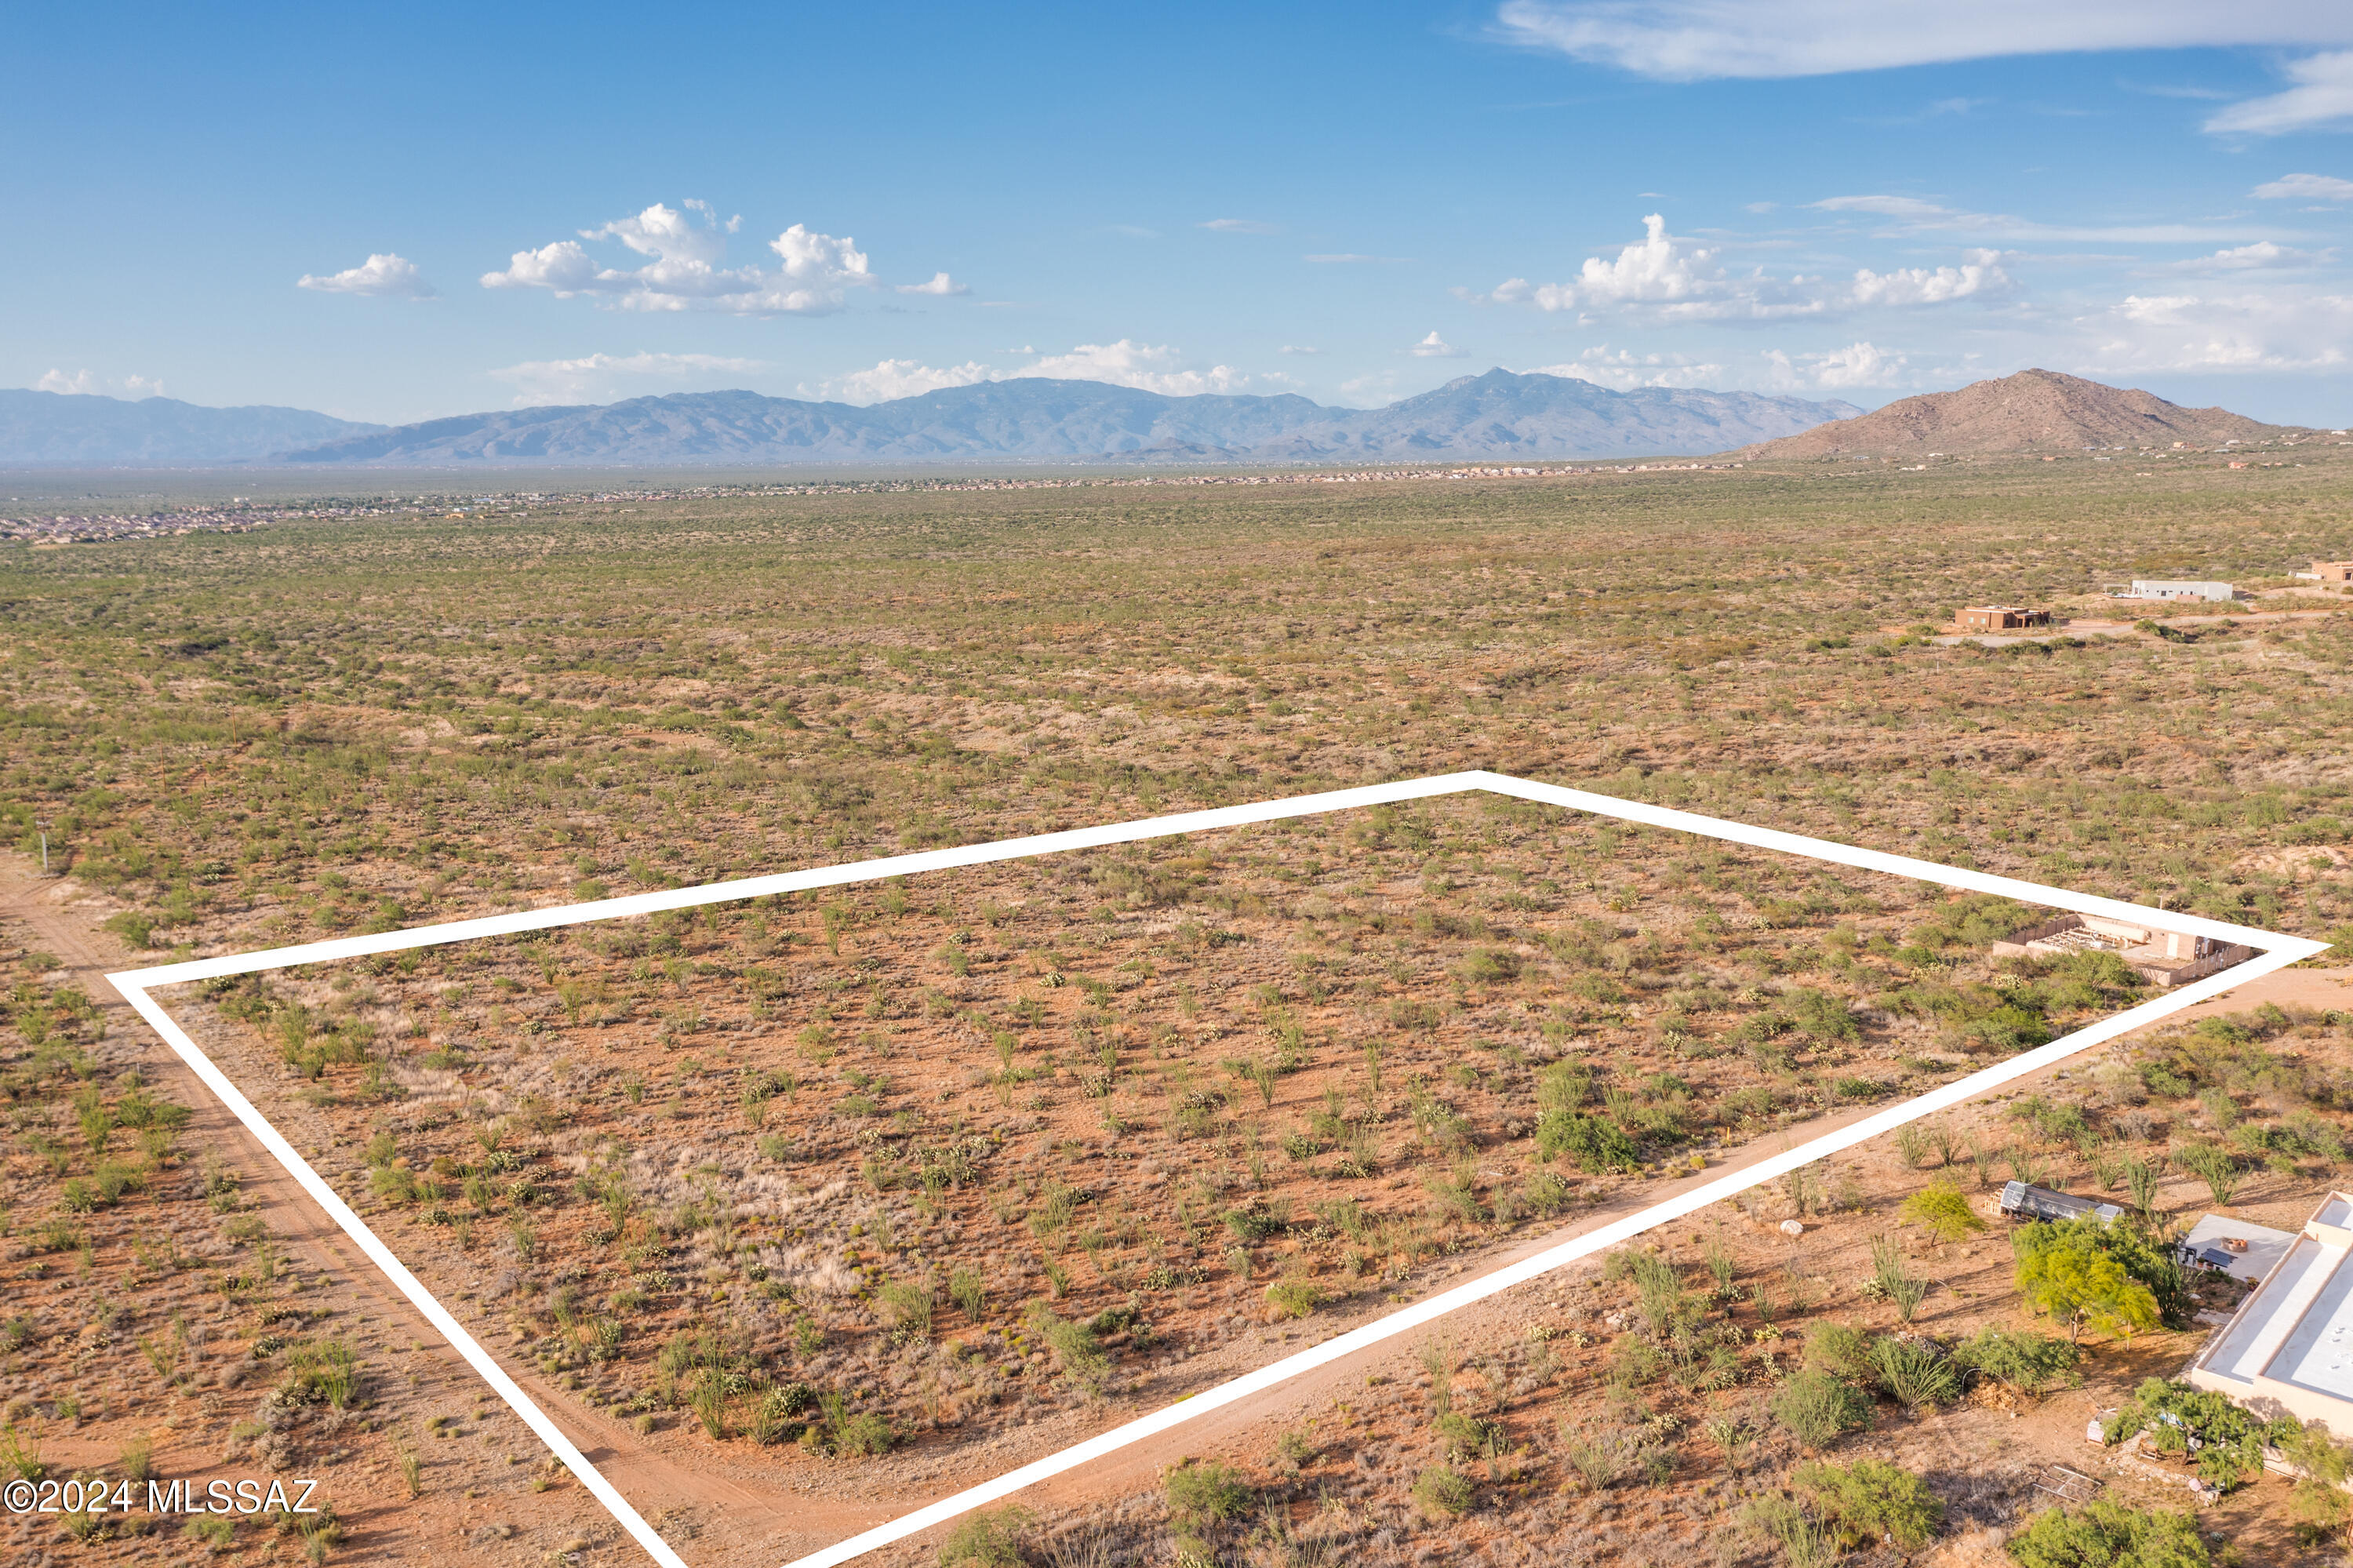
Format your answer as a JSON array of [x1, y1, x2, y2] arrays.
[[2104, 1379, 2275, 1493], [2014, 1221, 2160, 1341], [1899, 1179, 1987, 1250], [2097, 1221, 2195, 1329], [1794, 1457, 1944, 1551], [2277, 1421, 2353, 1541], [2006, 1501, 2209, 1568]]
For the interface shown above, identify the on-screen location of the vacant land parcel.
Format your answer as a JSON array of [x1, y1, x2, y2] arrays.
[[7, 451, 2353, 1563]]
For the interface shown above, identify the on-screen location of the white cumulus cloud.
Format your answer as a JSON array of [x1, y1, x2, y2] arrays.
[[1811, 193, 2265, 245], [895, 272, 970, 297], [487, 351, 766, 406], [809, 359, 993, 403], [297, 253, 436, 299], [1474, 213, 2009, 322], [1521, 347, 1726, 389], [2158, 241, 2336, 274], [1802, 340, 1904, 387], [2077, 288, 2353, 374], [2206, 49, 2353, 135], [2256, 173, 2353, 202], [806, 343, 1293, 403], [482, 202, 877, 315], [36, 369, 165, 398], [1409, 332, 1467, 358], [1492, 2, 2353, 80], [1017, 340, 1288, 394], [1846, 252, 2011, 306], [1758, 340, 1912, 391]]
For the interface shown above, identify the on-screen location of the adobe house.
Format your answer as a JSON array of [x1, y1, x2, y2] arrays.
[[1955, 605, 2052, 633], [1990, 913, 2252, 988], [2311, 561, 2353, 583]]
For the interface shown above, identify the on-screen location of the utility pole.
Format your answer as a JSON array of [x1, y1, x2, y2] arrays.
[[35, 816, 49, 875]]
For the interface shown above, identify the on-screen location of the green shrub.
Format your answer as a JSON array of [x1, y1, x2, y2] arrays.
[[937, 1505, 1035, 1566], [1801, 1321, 1871, 1381], [1770, 1371, 1873, 1448], [1952, 1327, 2078, 1392], [1869, 1336, 1959, 1411], [1524, 1170, 1573, 1215], [1411, 1463, 1474, 1519], [1434, 1412, 1504, 1461], [1222, 1206, 1285, 1241], [1263, 1280, 1322, 1319], [834, 1412, 896, 1457], [103, 911, 157, 948], [1740, 1495, 1836, 1568], [1535, 1061, 1594, 1110], [1534, 1108, 1641, 1173], [277, 1339, 362, 1410], [879, 1279, 934, 1339], [0, 1424, 42, 1481], [2006, 1501, 2209, 1568], [369, 1164, 417, 1203], [1794, 1457, 1944, 1550], [1164, 1458, 1249, 1532], [183, 1515, 235, 1549], [1027, 1307, 1109, 1396]]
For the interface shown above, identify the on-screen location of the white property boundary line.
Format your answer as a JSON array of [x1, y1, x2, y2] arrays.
[[102, 770, 2324, 1568]]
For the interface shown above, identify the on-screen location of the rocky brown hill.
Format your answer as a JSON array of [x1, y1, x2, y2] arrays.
[[1730, 368, 2295, 459]]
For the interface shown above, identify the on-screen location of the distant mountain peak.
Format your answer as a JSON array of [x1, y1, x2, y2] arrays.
[[0, 388, 384, 467], [1733, 368, 2294, 458]]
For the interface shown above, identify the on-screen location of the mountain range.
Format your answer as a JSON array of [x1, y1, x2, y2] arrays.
[[0, 390, 383, 465], [1, 373, 1858, 467], [1734, 369, 2297, 458]]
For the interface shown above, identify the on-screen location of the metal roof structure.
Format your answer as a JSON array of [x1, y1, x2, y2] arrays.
[[1998, 1181, 2123, 1224]]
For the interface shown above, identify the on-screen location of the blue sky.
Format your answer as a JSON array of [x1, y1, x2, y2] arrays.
[[12, 1, 2353, 424]]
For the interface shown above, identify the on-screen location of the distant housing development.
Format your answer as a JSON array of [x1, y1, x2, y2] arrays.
[[1991, 913, 2253, 988], [2187, 1193, 2353, 1429]]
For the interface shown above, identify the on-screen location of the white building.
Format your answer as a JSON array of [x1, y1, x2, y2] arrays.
[[2185, 1193, 2353, 1429], [2127, 580, 2239, 603]]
